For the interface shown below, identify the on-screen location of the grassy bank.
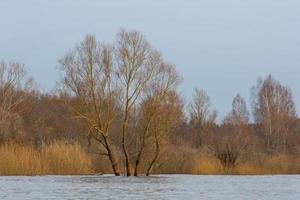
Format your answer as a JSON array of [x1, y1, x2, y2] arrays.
[[0, 142, 93, 176]]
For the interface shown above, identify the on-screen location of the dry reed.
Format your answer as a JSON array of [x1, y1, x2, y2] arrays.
[[0, 142, 93, 176]]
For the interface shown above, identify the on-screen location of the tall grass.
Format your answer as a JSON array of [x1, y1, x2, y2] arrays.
[[0, 141, 298, 175], [191, 156, 223, 175], [0, 144, 47, 175], [192, 154, 300, 175], [0, 142, 93, 176]]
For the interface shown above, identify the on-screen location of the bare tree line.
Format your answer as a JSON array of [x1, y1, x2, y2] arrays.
[[0, 30, 299, 175]]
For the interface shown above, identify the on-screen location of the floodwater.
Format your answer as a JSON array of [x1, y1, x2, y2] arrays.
[[0, 175, 299, 200]]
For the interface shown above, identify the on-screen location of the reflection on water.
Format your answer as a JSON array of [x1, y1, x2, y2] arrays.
[[0, 175, 299, 200]]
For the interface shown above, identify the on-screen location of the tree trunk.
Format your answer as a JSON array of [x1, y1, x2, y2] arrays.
[[134, 127, 148, 176], [122, 118, 131, 176], [106, 146, 121, 176], [134, 158, 140, 176], [102, 136, 121, 176], [146, 134, 160, 176]]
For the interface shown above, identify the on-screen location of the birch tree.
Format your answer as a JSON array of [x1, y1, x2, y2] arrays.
[[251, 75, 297, 152]]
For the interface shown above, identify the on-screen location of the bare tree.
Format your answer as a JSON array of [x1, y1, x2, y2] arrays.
[[223, 94, 249, 125], [132, 61, 181, 176], [59, 35, 121, 176], [145, 91, 183, 176], [59, 29, 184, 176], [216, 94, 252, 172], [189, 89, 217, 147], [0, 61, 32, 143], [251, 75, 297, 153], [116, 30, 176, 176]]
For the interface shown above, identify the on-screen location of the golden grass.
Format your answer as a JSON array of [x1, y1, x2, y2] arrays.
[[0, 142, 93, 176], [191, 157, 223, 175], [0, 144, 47, 176], [1, 142, 298, 176], [192, 154, 300, 175]]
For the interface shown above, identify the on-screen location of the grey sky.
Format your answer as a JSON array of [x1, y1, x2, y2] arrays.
[[1, 0, 299, 120]]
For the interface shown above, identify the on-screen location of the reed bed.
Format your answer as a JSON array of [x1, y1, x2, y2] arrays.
[[192, 154, 300, 175], [0, 142, 93, 176]]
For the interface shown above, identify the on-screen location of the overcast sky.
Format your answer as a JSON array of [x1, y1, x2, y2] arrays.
[[1, 0, 299, 120]]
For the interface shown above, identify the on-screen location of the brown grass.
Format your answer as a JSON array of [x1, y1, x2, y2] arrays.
[[1, 141, 298, 176], [191, 156, 223, 175], [233, 155, 300, 175], [192, 154, 300, 175], [0, 142, 93, 176]]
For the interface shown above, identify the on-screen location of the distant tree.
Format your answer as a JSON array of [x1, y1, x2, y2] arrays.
[[223, 94, 249, 125], [251, 75, 297, 153], [216, 94, 252, 172], [0, 61, 32, 143], [189, 89, 217, 147]]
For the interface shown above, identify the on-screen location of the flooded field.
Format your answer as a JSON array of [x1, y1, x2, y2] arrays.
[[0, 175, 299, 200]]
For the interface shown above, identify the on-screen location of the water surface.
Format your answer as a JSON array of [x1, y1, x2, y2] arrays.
[[0, 175, 299, 200]]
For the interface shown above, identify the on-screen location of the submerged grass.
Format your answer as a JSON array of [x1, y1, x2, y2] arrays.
[[0, 142, 93, 176]]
